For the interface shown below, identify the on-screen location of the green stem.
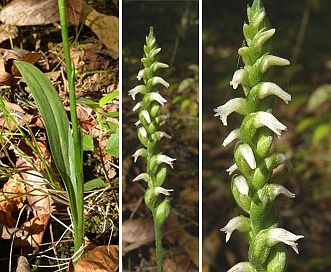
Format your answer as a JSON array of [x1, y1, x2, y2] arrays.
[[154, 212, 163, 272], [58, 0, 84, 255]]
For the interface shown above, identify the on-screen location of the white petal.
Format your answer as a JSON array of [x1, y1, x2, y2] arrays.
[[138, 127, 147, 138], [221, 216, 250, 242], [268, 228, 304, 254], [230, 69, 247, 89], [128, 85, 145, 100], [132, 102, 142, 112], [223, 128, 240, 147], [227, 262, 253, 272], [137, 69, 145, 81], [234, 176, 249, 196], [261, 55, 290, 73], [155, 186, 174, 196], [133, 173, 150, 183], [259, 82, 291, 104], [151, 76, 170, 88], [156, 154, 176, 169], [214, 98, 246, 126], [226, 163, 238, 175], [132, 148, 147, 163], [268, 184, 295, 200], [238, 144, 256, 169], [134, 120, 141, 127], [150, 92, 167, 105], [141, 109, 151, 123], [153, 62, 169, 72], [254, 111, 287, 136]]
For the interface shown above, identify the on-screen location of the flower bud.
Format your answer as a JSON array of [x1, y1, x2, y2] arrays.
[[155, 198, 171, 227]]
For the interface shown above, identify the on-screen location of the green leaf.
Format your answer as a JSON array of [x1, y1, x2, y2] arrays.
[[82, 134, 95, 151], [99, 91, 119, 107], [84, 178, 105, 191], [77, 97, 99, 109], [14, 61, 77, 204], [106, 131, 119, 157]]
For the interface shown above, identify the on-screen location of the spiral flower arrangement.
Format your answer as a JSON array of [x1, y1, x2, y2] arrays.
[[214, 1, 304, 271], [129, 26, 175, 271]]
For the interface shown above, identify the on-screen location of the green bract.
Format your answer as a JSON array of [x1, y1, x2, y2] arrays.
[[129, 26, 174, 272], [215, 1, 303, 271]]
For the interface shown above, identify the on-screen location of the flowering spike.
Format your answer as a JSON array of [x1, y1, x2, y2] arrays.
[[129, 27, 174, 271], [214, 1, 302, 271]]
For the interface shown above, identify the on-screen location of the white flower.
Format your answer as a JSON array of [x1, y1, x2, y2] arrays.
[[141, 109, 151, 123], [132, 148, 147, 163], [227, 262, 253, 272], [258, 82, 291, 104], [237, 143, 256, 169], [267, 184, 295, 200], [230, 69, 248, 89], [153, 62, 169, 72], [129, 85, 145, 100], [156, 154, 176, 169], [221, 216, 250, 242], [152, 131, 172, 141], [151, 76, 170, 88], [133, 173, 151, 183], [226, 163, 238, 175], [150, 92, 167, 105], [132, 102, 142, 112], [268, 228, 304, 254], [223, 128, 241, 147], [138, 126, 147, 138], [253, 111, 287, 137], [137, 69, 145, 81], [234, 175, 249, 196], [134, 120, 141, 127], [261, 55, 290, 73], [155, 186, 174, 196], [214, 98, 246, 126]]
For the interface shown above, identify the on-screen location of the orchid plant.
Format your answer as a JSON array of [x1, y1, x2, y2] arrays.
[[129, 27, 175, 272], [214, 0, 304, 271]]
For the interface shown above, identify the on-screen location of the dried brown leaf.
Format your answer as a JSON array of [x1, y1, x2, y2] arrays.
[[0, 0, 59, 26], [122, 218, 155, 254], [75, 245, 119, 272], [83, 3, 118, 55]]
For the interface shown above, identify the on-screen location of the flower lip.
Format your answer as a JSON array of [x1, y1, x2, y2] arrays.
[[151, 76, 170, 88], [221, 216, 250, 242], [230, 69, 247, 90], [223, 128, 241, 147], [254, 111, 287, 137], [214, 98, 246, 126], [150, 92, 167, 105], [129, 85, 145, 100], [132, 148, 147, 163], [226, 163, 238, 175], [258, 82, 291, 104], [268, 228, 304, 254], [156, 154, 176, 169]]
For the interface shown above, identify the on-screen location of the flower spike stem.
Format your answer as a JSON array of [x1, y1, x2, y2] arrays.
[[215, 1, 303, 271], [129, 27, 174, 272]]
